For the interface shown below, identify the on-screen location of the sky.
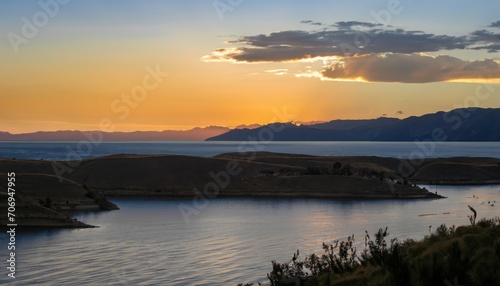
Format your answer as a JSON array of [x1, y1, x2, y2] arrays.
[[1, 0, 499, 133]]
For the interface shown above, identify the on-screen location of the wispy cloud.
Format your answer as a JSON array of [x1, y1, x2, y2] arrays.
[[332, 21, 382, 30], [468, 29, 500, 53], [265, 69, 288, 76], [301, 20, 323, 26]]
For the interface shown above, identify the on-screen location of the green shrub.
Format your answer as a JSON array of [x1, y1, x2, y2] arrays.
[[250, 218, 500, 286]]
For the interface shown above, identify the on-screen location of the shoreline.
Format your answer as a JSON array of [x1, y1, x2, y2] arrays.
[[100, 190, 444, 199], [2, 151, 499, 228], [410, 180, 500, 185]]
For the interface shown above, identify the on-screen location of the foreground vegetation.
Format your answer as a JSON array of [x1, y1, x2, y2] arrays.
[[240, 217, 500, 286]]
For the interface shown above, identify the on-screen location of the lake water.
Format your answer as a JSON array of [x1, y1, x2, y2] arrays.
[[0, 142, 499, 285], [1, 186, 499, 285], [0, 141, 499, 160]]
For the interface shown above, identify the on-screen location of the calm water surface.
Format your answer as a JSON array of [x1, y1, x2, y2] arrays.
[[0, 141, 499, 160], [1, 185, 499, 285], [1, 142, 499, 284]]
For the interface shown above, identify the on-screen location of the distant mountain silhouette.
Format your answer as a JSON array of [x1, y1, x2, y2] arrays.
[[3, 108, 499, 142], [206, 108, 500, 141], [0, 126, 229, 141]]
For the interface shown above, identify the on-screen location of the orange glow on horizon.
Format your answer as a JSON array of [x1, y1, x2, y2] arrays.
[[445, 78, 500, 83]]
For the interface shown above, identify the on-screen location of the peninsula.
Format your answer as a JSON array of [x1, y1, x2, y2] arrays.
[[1, 152, 500, 228]]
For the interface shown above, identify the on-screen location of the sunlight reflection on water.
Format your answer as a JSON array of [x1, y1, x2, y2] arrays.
[[1, 185, 498, 285]]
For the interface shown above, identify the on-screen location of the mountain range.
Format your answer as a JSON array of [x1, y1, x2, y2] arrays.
[[206, 108, 500, 142], [0, 126, 229, 141], [1, 108, 499, 142]]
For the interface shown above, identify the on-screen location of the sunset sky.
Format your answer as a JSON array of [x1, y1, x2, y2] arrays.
[[1, 0, 499, 133]]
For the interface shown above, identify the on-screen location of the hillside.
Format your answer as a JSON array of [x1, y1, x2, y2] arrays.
[[2, 152, 500, 227], [206, 108, 500, 141], [0, 153, 442, 199], [0, 192, 94, 228]]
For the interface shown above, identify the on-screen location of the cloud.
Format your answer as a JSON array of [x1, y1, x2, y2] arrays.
[[204, 28, 473, 63], [333, 21, 382, 29], [469, 29, 500, 52], [203, 20, 500, 83], [489, 21, 500, 28], [322, 53, 500, 83], [301, 20, 323, 26], [470, 43, 500, 53], [395, 111, 404, 115], [265, 69, 288, 76], [204, 30, 469, 63]]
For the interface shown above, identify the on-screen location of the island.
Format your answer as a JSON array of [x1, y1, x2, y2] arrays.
[[1, 152, 500, 228]]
